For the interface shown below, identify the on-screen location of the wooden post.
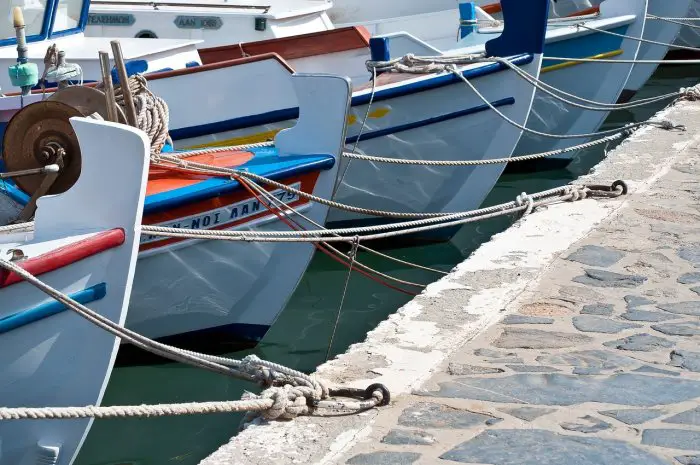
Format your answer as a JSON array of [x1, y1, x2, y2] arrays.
[[98, 51, 119, 123], [110, 40, 138, 127]]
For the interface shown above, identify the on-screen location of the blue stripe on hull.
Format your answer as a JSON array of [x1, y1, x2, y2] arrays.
[[1, 95, 516, 213], [0, 283, 107, 334], [346, 97, 515, 145], [169, 54, 533, 141], [542, 25, 628, 68]]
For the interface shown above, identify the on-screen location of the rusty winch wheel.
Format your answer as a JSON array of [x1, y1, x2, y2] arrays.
[[48, 86, 127, 125], [2, 100, 85, 196]]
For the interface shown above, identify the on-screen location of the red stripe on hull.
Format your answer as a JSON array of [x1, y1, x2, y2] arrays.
[[566, 6, 600, 17], [0, 228, 126, 288]]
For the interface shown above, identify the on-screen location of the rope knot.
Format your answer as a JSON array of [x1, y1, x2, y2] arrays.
[[102, 73, 170, 155], [259, 385, 310, 420], [681, 84, 700, 101], [515, 192, 534, 216], [565, 185, 589, 202]]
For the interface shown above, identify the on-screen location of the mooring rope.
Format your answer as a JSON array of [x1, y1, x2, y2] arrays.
[[364, 54, 690, 138], [648, 15, 700, 22], [574, 22, 700, 53], [342, 131, 630, 165], [242, 174, 446, 276], [326, 236, 360, 361], [494, 55, 690, 111], [448, 64, 685, 140], [237, 174, 429, 288], [0, 258, 390, 421], [140, 182, 628, 243], [647, 15, 700, 31], [153, 154, 580, 220]]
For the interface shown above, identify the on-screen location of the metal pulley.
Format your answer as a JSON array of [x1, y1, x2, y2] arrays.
[[2, 100, 83, 196], [2, 86, 127, 197]]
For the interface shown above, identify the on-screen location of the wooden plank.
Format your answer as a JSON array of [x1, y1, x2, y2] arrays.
[[199, 26, 371, 64], [565, 5, 600, 17]]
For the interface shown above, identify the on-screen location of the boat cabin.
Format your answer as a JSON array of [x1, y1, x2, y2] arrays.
[[0, 0, 201, 92]]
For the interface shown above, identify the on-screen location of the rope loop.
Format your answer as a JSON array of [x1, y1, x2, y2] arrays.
[[680, 85, 700, 101], [515, 191, 535, 216]]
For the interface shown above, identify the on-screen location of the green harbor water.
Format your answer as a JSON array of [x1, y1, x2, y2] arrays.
[[75, 65, 700, 465]]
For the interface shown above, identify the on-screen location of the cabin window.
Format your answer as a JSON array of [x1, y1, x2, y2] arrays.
[[52, 0, 82, 33], [1, 0, 48, 41], [136, 29, 157, 38]]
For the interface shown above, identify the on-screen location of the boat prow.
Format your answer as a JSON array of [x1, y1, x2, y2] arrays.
[[0, 112, 150, 465]]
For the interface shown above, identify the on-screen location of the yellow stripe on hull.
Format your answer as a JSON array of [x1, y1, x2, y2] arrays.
[[182, 107, 392, 150], [541, 49, 623, 74], [185, 129, 281, 149]]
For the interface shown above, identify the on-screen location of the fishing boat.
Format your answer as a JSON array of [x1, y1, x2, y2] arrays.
[[1, 0, 548, 245], [0, 114, 150, 465], [473, 0, 647, 169], [165, 3, 548, 239], [0, 3, 354, 351], [84, 0, 334, 45], [335, 0, 647, 169], [1, 71, 351, 353], [470, 0, 692, 101]]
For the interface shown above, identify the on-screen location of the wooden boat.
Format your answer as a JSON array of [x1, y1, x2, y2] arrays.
[[471, 0, 692, 101], [189, 3, 549, 238], [0, 3, 353, 351], [1, 70, 351, 353], [338, 0, 648, 169], [0, 0, 548, 246], [0, 114, 150, 465], [476, 0, 648, 168]]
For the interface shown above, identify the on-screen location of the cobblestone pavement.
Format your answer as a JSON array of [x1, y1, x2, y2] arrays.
[[338, 156, 700, 463]]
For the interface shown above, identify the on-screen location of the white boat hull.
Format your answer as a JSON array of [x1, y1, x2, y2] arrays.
[[0, 117, 150, 465], [0, 73, 350, 347]]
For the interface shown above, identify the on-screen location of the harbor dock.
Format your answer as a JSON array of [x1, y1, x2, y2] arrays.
[[200, 90, 700, 465]]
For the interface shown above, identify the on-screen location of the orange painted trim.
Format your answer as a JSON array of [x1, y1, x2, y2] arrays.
[[198, 26, 371, 65], [140, 171, 320, 252], [147, 149, 255, 196], [566, 5, 600, 17], [481, 3, 502, 15]]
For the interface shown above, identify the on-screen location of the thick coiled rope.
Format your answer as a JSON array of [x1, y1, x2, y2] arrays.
[[100, 74, 170, 155]]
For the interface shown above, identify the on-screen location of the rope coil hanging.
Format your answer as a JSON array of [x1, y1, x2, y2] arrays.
[[98, 74, 170, 155]]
